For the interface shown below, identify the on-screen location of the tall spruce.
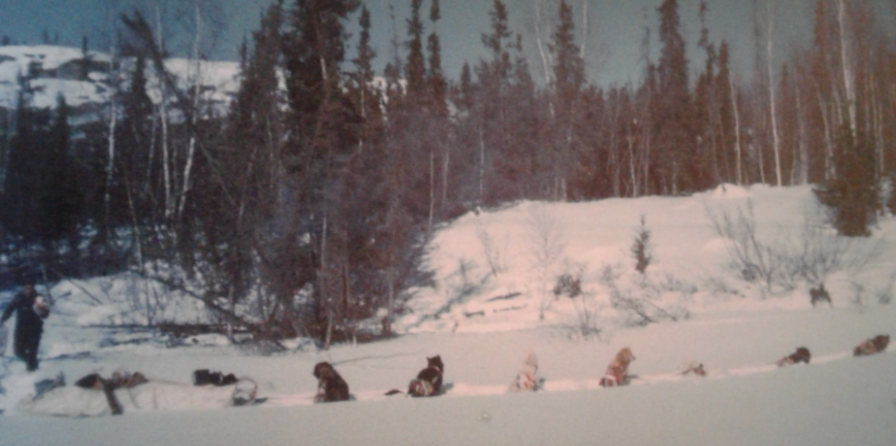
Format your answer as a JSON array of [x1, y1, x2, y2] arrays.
[[474, 0, 515, 205], [219, 0, 288, 334], [282, 0, 361, 345], [814, 125, 879, 236], [39, 94, 83, 246], [405, 0, 427, 103], [1, 77, 42, 242], [548, 0, 585, 200], [427, 0, 447, 116], [654, 0, 695, 193], [352, 5, 383, 147], [693, 1, 718, 185]]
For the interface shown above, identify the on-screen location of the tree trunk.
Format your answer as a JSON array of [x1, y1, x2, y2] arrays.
[[766, 0, 783, 187], [532, 0, 553, 85], [836, 0, 857, 136], [177, 2, 203, 221], [795, 79, 809, 184]]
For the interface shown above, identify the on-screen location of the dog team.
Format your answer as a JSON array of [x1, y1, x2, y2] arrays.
[[13, 332, 889, 417], [311, 333, 889, 403]]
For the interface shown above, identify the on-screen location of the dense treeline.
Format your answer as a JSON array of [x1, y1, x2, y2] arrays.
[[1, 0, 894, 345]]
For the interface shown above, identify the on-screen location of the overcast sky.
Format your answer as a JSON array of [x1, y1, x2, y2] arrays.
[[0, 0, 893, 86]]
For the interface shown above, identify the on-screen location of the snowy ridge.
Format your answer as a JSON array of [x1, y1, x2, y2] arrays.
[[0, 44, 240, 117]]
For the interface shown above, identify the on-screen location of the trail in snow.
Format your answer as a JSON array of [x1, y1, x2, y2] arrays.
[[256, 346, 886, 408]]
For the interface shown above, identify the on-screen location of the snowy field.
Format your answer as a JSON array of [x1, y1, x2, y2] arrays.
[[1, 184, 895, 445]]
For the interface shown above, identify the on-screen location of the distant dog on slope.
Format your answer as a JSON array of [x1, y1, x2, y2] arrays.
[[508, 352, 540, 392], [809, 284, 832, 308], [600, 348, 635, 387], [853, 335, 890, 357], [777, 347, 811, 366], [313, 362, 350, 403], [408, 355, 444, 397]]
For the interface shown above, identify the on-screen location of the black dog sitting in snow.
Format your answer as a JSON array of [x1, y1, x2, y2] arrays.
[[408, 355, 444, 397], [313, 362, 350, 403]]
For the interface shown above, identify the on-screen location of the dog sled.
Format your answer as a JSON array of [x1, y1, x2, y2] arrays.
[[20, 370, 258, 417]]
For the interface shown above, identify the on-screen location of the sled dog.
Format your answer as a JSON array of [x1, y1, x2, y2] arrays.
[[600, 348, 635, 387], [313, 362, 350, 403]]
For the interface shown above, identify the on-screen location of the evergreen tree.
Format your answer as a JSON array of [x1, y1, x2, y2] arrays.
[[455, 61, 475, 113], [814, 126, 879, 236], [427, 0, 447, 116], [351, 5, 384, 146], [547, 0, 586, 200], [1, 79, 41, 241], [480, 0, 512, 84], [282, 0, 362, 342], [204, 0, 289, 336], [550, 1, 585, 108], [693, 1, 717, 185], [118, 54, 154, 221], [715, 40, 736, 183], [38, 94, 83, 245], [405, 0, 427, 103], [654, 0, 696, 194], [471, 0, 515, 205]]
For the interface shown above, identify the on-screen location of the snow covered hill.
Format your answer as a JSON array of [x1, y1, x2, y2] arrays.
[[0, 45, 239, 119], [398, 184, 895, 334], [1, 184, 894, 445]]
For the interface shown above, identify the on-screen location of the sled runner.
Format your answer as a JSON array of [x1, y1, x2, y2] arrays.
[[0, 323, 8, 357]]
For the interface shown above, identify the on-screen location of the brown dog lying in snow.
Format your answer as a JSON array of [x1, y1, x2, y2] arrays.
[[777, 347, 811, 366], [853, 335, 889, 357]]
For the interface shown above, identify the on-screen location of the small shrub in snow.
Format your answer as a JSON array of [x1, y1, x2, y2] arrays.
[[707, 200, 782, 292], [599, 264, 689, 326], [704, 276, 745, 299], [569, 298, 602, 339], [526, 204, 565, 320], [706, 201, 879, 296], [453, 258, 482, 299], [631, 215, 652, 274], [848, 281, 866, 306], [474, 219, 507, 278], [778, 221, 855, 290], [875, 274, 895, 304], [553, 273, 582, 299]]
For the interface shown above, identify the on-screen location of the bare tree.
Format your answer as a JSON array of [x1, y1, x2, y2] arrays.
[[764, 0, 783, 186]]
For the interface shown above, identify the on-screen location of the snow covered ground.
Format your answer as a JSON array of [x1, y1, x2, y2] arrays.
[[1, 184, 894, 445]]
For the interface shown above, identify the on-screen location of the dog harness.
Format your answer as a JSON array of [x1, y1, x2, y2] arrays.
[[601, 362, 628, 387], [410, 379, 435, 396]]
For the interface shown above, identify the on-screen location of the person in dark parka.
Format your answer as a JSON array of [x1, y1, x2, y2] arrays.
[[1, 284, 47, 371]]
